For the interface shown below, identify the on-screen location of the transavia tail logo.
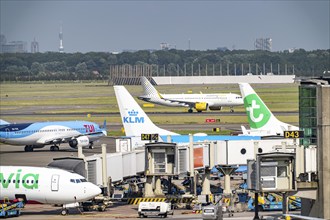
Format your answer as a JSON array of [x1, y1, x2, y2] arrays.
[[123, 109, 144, 124], [244, 94, 270, 129]]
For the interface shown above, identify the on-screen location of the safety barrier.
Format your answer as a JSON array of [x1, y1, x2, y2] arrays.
[[127, 197, 195, 205], [127, 198, 166, 205]]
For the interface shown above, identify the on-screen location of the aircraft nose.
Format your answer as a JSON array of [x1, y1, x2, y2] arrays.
[[91, 184, 102, 196]]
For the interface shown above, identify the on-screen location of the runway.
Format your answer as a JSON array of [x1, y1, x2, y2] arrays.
[[0, 111, 298, 117]]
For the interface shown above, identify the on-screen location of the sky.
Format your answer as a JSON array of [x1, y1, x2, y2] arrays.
[[1, 0, 329, 53]]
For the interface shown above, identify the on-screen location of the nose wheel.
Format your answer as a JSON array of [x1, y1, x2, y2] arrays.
[[61, 208, 69, 216]]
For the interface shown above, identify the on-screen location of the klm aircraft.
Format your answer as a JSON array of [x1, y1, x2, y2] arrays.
[[0, 120, 107, 152]]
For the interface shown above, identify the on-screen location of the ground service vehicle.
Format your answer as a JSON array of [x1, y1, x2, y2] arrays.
[[0, 200, 24, 218], [202, 201, 223, 220], [138, 202, 171, 218]]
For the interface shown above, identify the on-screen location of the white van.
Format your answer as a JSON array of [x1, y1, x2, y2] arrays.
[[138, 202, 172, 218]]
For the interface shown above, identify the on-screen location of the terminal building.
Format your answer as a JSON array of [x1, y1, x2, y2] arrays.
[[0, 35, 28, 53], [298, 77, 330, 218]]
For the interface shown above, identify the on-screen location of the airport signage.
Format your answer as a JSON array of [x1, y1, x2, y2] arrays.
[[141, 133, 159, 141], [284, 131, 304, 139], [205, 118, 220, 123]]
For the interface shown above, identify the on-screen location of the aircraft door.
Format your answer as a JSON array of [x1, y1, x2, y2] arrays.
[[51, 174, 60, 191], [5, 128, 10, 139]]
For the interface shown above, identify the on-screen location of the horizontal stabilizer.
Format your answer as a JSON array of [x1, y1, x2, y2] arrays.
[[0, 119, 10, 125]]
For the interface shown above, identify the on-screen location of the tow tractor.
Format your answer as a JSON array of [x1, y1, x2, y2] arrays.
[[0, 198, 25, 218]]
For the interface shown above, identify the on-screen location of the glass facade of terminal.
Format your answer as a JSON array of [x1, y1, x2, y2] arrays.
[[299, 85, 317, 147]]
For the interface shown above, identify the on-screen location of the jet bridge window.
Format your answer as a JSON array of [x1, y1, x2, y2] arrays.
[[277, 166, 287, 177]]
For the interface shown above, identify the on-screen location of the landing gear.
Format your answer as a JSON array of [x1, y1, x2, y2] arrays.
[[230, 107, 234, 113], [188, 109, 193, 113], [89, 142, 94, 149], [24, 145, 34, 152], [61, 208, 69, 216], [50, 145, 59, 151]]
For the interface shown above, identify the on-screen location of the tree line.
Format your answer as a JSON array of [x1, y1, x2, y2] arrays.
[[0, 49, 329, 81]]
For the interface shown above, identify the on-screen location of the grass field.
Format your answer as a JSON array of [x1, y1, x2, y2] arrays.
[[0, 81, 299, 135]]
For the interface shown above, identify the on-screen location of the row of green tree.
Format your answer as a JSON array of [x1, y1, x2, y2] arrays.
[[0, 49, 329, 81]]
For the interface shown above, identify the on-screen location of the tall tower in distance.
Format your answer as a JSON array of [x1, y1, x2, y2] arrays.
[[59, 23, 64, 53], [31, 38, 39, 53]]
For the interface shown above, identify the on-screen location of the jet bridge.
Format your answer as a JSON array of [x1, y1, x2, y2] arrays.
[[82, 136, 305, 197]]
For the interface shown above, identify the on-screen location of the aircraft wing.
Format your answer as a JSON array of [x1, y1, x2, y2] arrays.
[[160, 97, 194, 107], [36, 131, 105, 145]]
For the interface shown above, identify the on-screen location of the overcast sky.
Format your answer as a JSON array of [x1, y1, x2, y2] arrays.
[[1, 0, 329, 53]]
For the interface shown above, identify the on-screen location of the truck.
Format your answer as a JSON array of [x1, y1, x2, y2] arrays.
[[138, 202, 172, 218]]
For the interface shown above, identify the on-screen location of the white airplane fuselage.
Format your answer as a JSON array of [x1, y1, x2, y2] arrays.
[[140, 93, 243, 109], [0, 166, 101, 204]]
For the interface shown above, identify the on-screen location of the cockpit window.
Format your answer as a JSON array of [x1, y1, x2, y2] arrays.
[[70, 178, 87, 183]]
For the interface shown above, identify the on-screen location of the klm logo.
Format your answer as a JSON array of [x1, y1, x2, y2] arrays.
[[123, 110, 144, 124]]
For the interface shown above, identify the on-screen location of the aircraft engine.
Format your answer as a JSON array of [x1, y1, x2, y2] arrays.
[[69, 136, 90, 148], [209, 106, 223, 111], [194, 102, 208, 112]]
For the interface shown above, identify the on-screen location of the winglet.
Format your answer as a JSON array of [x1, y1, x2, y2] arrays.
[[103, 119, 107, 129]]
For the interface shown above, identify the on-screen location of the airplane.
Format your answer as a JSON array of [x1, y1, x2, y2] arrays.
[[114, 86, 179, 138], [0, 120, 107, 152], [0, 165, 101, 215], [239, 83, 299, 136], [138, 76, 243, 113]]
